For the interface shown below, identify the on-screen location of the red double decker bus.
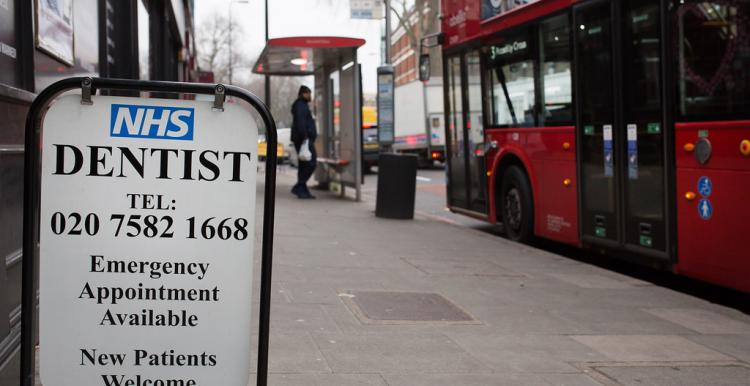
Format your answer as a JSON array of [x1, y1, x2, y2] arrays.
[[429, 0, 750, 292]]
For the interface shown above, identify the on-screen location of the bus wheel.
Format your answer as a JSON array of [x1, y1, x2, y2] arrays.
[[500, 166, 534, 242]]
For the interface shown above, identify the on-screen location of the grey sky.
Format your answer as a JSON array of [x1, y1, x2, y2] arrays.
[[194, 0, 384, 92]]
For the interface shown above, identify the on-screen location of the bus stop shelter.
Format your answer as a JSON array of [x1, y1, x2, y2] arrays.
[[254, 36, 364, 201]]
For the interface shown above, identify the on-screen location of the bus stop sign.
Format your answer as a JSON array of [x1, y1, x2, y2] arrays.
[[377, 65, 395, 145]]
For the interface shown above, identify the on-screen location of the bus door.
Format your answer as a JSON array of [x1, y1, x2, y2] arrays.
[[574, 0, 669, 257], [445, 51, 488, 215]]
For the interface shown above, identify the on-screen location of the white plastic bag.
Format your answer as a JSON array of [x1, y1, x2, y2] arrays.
[[298, 139, 312, 162]]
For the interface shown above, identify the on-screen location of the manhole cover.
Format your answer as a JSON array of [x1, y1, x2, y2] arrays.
[[340, 290, 476, 324]]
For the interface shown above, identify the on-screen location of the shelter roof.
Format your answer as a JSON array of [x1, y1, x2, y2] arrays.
[[253, 36, 366, 76]]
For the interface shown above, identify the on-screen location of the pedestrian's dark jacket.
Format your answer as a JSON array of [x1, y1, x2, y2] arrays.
[[291, 97, 317, 147]]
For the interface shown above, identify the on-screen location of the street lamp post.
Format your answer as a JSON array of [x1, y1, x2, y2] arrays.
[[227, 0, 249, 85], [258, 1, 272, 384], [226, 3, 271, 384], [384, 0, 392, 65], [379, 0, 395, 152], [264, 0, 270, 110]]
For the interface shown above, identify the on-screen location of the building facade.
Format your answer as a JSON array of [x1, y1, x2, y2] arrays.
[[389, 1, 445, 163], [391, 28, 419, 87], [0, 1, 196, 384], [390, 0, 441, 87]]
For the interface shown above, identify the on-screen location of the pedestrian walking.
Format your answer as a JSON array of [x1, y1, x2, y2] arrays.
[[291, 85, 317, 199]]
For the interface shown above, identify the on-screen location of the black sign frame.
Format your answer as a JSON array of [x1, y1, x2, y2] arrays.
[[21, 77, 278, 386]]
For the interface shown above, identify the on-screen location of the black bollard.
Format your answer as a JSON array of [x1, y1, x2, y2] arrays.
[[375, 153, 418, 219]]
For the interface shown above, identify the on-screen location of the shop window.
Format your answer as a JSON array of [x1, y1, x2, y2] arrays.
[[0, 0, 21, 88], [138, 0, 150, 80], [34, 0, 99, 91]]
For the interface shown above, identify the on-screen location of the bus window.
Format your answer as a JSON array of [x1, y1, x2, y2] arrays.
[[539, 14, 573, 126], [485, 29, 537, 127], [676, 1, 750, 119]]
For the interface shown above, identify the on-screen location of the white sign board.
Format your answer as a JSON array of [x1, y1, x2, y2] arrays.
[[377, 69, 394, 143], [351, 0, 383, 19], [39, 95, 258, 385]]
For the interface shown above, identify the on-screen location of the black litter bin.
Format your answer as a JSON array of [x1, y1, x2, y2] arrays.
[[375, 153, 418, 219]]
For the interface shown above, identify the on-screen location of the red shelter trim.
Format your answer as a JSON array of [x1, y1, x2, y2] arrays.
[[268, 36, 366, 49]]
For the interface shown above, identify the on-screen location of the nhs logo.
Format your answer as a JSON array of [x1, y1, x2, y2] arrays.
[[110, 104, 195, 140]]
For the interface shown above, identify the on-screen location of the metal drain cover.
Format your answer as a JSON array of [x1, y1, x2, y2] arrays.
[[340, 290, 475, 324]]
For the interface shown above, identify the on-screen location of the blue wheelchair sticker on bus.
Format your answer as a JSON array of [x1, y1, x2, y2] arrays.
[[697, 176, 712, 198], [698, 199, 713, 220]]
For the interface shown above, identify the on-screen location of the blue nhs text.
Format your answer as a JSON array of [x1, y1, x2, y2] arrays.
[[110, 104, 195, 140]]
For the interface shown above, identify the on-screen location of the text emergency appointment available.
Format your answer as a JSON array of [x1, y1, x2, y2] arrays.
[[39, 96, 259, 386]]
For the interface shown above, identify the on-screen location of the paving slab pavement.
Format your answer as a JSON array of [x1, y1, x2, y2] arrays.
[[31, 166, 750, 386], [245, 167, 750, 385]]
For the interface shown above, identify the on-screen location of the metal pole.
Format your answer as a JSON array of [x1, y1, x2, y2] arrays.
[[264, 0, 269, 45], [422, 73, 431, 160], [264, 0, 271, 110], [382, 0, 394, 152], [384, 0, 392, 64], [257, 0, 271, 384], [355, 61, 362, 201], [264, 78, 270, 111], [228, 3, 233, 85]]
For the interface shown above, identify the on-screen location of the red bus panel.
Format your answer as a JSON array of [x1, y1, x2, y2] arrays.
[[441, 0, 574, 50], [674, 121, 750, 292], [487, 127, 579, 245], [441, 0, 482, 49]]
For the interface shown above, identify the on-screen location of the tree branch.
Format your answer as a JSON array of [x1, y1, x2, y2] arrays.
[[390, 0, 420, 54]]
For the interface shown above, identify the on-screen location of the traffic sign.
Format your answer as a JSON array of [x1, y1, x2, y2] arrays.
[[377, 65, 395, 146], [22, 78, 279, 386], [698, 199, 713, 220], [350, 0, 384, 19], [697, 176, 712, 198]]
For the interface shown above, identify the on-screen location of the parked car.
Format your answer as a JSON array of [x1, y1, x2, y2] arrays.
[[257, 134, 285, 163], [362, 124, 379, 173]]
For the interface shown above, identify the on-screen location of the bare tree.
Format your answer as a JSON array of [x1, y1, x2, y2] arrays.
[[390, 0, 440, 53], [248, 75, 314, 128], [196, 12, 250, 84]]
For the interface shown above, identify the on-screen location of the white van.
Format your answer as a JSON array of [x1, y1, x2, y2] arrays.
[[277, 128, 297, 166]]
